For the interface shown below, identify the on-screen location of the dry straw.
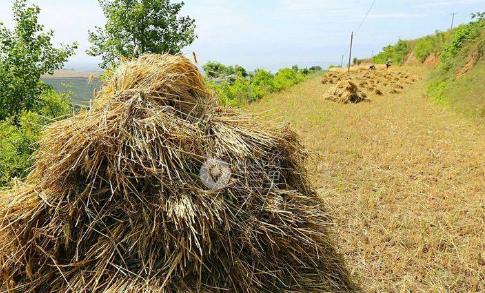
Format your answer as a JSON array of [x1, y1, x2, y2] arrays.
[[325, 80, 370, 104], [0, 54, 356, 292]]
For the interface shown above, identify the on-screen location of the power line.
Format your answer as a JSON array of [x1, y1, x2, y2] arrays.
[[355, 0, 377, 33]]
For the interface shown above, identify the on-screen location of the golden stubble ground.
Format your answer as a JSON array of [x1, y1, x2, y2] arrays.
[[246, 67, 485, 292]]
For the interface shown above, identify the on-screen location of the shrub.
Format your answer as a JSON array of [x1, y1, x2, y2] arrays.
[[0, 90, 72, 186], [274, 68, 305, 91], [414, 31, 447, 62], [439, 19, 484, 70], [309, 66, 323, 71], [427, 80, 448, 103], [373, 40, 409, 65], [207, 64, 312, 106], [250, 69, 276, 98], [203, 61, 248, 79]]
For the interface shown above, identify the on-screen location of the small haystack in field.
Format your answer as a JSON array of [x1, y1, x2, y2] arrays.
[[0, 54, 356, 292], [325, 80, 370, 104], [322, 72, 344, 85]]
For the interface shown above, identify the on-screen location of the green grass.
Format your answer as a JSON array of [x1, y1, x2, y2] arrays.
[[428, 61, 485, 119]]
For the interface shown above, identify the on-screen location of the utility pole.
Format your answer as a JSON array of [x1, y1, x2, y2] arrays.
[[340, 54, 344, 68], [347, 32, 354, 72], [450, 12, 456, 30]]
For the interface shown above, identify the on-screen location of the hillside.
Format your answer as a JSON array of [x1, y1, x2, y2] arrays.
[[246, 69, 484, 292], [371, 17, 484, 120]]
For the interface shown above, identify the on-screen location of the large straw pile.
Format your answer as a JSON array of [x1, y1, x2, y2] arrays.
[[0, 54, 356, 292]]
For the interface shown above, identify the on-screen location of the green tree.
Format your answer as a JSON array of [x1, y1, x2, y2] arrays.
[[373, 39, 409, 65], [88, 0, 197, 69], [471, 12, 485, 20], [203, 61, 248, 79], [0, 0, 77, 122]]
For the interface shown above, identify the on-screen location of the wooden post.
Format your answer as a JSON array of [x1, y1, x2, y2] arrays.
[[347, 32, 354, 72], [450, 12, 456, 30], [192, 51, 198, 64]]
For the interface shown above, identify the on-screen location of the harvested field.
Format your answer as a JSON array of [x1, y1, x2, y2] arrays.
[[247, 67, 485, 292]]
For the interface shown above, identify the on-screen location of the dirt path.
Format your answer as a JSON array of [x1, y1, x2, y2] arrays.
[[246, 68, 485, 292]]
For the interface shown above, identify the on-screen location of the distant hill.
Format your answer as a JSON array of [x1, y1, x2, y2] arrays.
[[42, 69, 102, 79]]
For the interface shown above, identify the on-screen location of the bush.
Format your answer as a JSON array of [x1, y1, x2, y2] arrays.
[[414, 31, 447, 62], [427, 80, 448, 103], [0, 90, 72, 186], [203, 61, 248, 79], [439, 20, 484, 70], [373, 40, 409, 65], [0, 115, 39, 185], [274, 68, 305, 91], [250, 69, 276, 98], [206, 64, 312, 106]]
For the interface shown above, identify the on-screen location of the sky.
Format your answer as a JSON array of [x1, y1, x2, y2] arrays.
[[0, 0, 484, 71]]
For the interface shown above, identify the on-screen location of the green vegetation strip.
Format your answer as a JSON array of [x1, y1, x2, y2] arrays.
[[204, 62, 322, 106]]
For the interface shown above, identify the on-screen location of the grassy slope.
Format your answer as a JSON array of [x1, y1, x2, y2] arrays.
[[433, 61, 485, 119], [246, 70, 484, 291], [427, 25, 485, 121], [372, 19, 484, 121]]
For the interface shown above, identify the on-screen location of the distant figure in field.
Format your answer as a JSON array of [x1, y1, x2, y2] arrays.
[[386, 59, 392, 69], [369, 65, 376, 70]]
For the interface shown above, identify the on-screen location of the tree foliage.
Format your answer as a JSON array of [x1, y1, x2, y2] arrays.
[[88, 0, 197, 68], [206, 63, 312, 106], [0, 89, 72, 186], [471, 12, 485, 21], [0, 0, 77, 121], [203, 61, 248, 79], [0, 0, 74, 186], [373, 40, 409, 65], [439, 18, 485, 70]]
